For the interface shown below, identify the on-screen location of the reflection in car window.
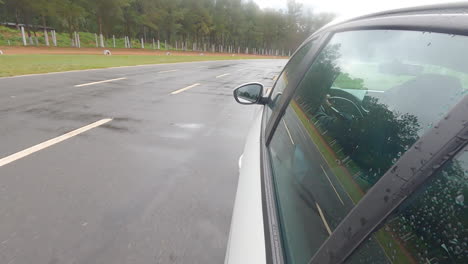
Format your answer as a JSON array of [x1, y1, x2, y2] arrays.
[[267, 30, 468, 264], [346, 149, 468, 264], [265, 40, 315, 120], [236, 84, 261, 103]]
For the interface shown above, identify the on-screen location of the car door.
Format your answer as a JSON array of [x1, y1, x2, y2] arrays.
[[226, 34, 328, 264], [261, 22, 468, 264]]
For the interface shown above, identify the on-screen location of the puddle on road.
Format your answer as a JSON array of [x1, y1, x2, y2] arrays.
[[159, 123, 205, 139]]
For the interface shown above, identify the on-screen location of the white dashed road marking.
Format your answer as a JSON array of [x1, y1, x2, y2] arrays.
[[283, 120, 294, 145], [74, 77, 127, 87], [170, 83, 201, 95], [367, 90, 385, 93], [320, 164, 345, 205], [216, 73, 230, 78], [158, 70, 179, 73], [0, 119, 112, 167], [316, 202, 332, 235]]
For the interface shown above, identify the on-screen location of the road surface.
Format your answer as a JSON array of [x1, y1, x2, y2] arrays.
[[0, 59, 286, 264]]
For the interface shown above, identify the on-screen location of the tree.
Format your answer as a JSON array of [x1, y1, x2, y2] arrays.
[[30, 0, 59, 45], [58, 0, 87, 38], [89, 0, 127, 36], [0, 0, 335, 51]]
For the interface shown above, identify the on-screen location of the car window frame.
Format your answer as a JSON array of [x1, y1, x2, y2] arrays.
[[260, 32, 334, 264], [264, 33, 332, 145], [260, 11, 468, 264]]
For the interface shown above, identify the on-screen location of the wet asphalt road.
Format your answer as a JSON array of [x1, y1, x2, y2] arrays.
[[0, 59, 286, 264]]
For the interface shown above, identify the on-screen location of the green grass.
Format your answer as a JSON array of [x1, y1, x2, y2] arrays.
[[0, 54, 265, 77]]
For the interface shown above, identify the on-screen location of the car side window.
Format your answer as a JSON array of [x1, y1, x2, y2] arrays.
[[267, 30, 468, 264], [265, 40, 316, 120], [345, 149, 468, 264]]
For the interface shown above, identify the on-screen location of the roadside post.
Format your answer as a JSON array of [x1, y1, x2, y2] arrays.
[[141, 38, 144, 49], [100, 34, 104, 47], [52, 30, 57, 46], [157, 39, 160, 49], [73, 32, 78, 47], [44, 29, 50, 46], [21, 26, 27, 46], [113, 35, 116, 48]]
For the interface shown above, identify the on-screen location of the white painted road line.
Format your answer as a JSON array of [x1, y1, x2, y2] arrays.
[[74, 77, 127, 87], [283, 120, 294, 145], [170, 83, 201, 95], [316, 202, 332, 235], [367, 90, 385, 93], [320, 164, 345, 205], [158, 69, 179, 73], [216, 73, 230, 78], [0, 119, 112, 168]]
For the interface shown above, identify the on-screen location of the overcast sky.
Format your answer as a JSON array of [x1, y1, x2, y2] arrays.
[[254, 0, 452, 16]]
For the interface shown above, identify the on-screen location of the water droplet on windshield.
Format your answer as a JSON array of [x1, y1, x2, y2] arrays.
[[455, 194, 464, 206]]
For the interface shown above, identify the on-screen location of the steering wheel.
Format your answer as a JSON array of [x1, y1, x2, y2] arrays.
[[325, 95, 365, 121]]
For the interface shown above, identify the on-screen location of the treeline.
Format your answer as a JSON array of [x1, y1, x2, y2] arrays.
[[0, 0, 334, 51]]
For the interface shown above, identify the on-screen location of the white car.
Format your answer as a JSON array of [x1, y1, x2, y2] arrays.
[[226, 3, 468, 264]]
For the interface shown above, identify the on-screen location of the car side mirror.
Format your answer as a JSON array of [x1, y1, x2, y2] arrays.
[[233, 83, 265, 105]]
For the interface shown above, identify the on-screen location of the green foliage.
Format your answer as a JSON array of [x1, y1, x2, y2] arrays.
[[0, 0, 335, 52], [334, 73, 366, 90]]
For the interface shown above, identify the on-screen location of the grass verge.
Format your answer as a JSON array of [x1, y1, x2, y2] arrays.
[[0, 54, 269, 77]]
